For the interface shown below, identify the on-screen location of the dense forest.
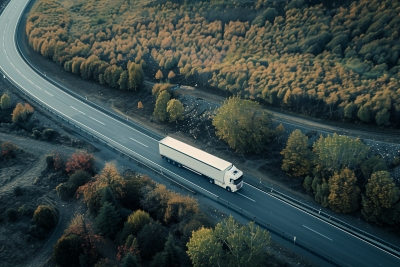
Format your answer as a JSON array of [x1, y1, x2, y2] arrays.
[[27, 0, 400, 127]]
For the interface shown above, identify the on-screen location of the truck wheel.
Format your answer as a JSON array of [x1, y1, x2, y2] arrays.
[[166, 158, 171, 163], [177, 163, 182, 168], [226, 187, 232, 192], [209, 178, 214, 184]]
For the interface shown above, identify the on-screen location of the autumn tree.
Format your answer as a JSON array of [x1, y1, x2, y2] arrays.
[[167, 70, 175, 80], [362, 171, 400, 223], [281, 129, 312, 177], [33, 205, 58, 230], [360, 155, 387, 181], [344, 102, 357, 120], [275, 123, 285, 143], [152, 83, 172, 97], [153, 90, 171, 122], [118, 70, 129, 90], [155, 69, 163, 80], [213, 95, 274, 153], [53, 235, 83, 267], [187, 215, 271, 267], [93, 201, 121, 238], [119, 210, 152, 242], [65, 151, 96, 175], [313, 133, 369, 173], [166, 99, 184, 123], [328, 168, 360, 213], [1, 94, 11, 110], [12, 103, 34, 124], [137, 101, 143, 115]]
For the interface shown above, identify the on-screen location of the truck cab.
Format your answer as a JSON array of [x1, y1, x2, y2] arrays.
[[223, 165, 243, 192]]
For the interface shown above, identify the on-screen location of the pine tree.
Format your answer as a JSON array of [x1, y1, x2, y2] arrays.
[[153, 91, 170, 122], [375, 108, 390, 126], [93, 202, 121, 238], [161, 234, 180, 267], [101, 187, 118, 207], [328, 168, 360, 213], [315, 182, 329, 207], [344, 102, 357, 119], [362, 171, 400, 223], [303, 175, 313, 193], [168, 70, 175, 80], [281, 129, 312, 177], [1, 94, 11, 110], [166, 99, 184, 123], [121, 253, 139, 267]]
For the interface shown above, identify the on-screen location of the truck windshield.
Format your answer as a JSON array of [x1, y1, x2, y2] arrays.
[[232, 176, 243, 185]]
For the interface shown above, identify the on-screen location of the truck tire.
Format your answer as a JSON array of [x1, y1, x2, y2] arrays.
[[226, 187, 232, 192], [209, 178, 214, 184], [177, 163, 182, 168], [166, 158, 171, 163]]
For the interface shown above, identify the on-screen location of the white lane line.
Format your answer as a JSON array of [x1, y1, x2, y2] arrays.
[[129, 137, 148, 147], [79, 110, 86, 115], [303, 225, 333, 241], [70, 106, 79, 111], [89, 116, 105, 125], [43, 90, 53, 96], [237, 192, 256, 202]]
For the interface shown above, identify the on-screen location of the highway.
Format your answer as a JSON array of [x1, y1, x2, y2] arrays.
[[1, 0, 400, 266]]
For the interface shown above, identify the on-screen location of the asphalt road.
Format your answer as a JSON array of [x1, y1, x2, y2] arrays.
[[1, 0, 400, 266]]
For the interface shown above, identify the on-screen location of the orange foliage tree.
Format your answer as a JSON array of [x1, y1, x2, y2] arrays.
[[66, 151, 96, 175], [1, 141, 18, 158]]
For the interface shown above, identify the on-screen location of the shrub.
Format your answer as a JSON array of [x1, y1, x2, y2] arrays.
[[1, 94, 11, 110], [14, 185, 23, 196], [1, 141, 18, 158], [392, 157, 400, 167], [6, 208, 18, 222], [69, 170, 91, 187], [66, 151, 96, 175], [12, 103, 34, 124], [33, 205, 58, 230], [45, 154, 54, 168], [94, 259, 116, 267], [18, 205, 28, 216], [56, 182, 76, 201], [53, 235, 83, 267], [42, 129, 55, 140], [32, 129, 41, 139]]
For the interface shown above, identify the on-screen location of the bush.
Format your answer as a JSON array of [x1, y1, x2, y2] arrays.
[[45, 154, 54, 168], [42, 129, 55, 140], [32, 129, 41, 139], [33, 205, 58, 230], [392, 157, 400, 167], [14, 185, 23, 196], [6, 208, 18, 222], [69, 170, 91, 187], [18, 205, 28, 216], [56, 182, 76, 201], [65, 151, 96, 175], [1, 94, 11, 110], [53, 235, 83, 267], [1, 141, 18, 158], [94, 259, 117, 267], [12, 103, 34, 124]]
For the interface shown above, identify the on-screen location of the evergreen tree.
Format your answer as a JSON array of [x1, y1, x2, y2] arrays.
[[344, 102, 357, 119], [153, 91, 171, 122], [118, 70, 129, 90], [281, 129, 312, 177], [1, 94, 11, 110], [360, 155, 388, 180], [357, 105, 370, 122], [303, 176, 313, 193], [375, 108, 390, 126], [121, 253, 139, 267], [161, 234, 180, 267], [166, 99, 184, 123], [100, 187, 118, 207], [362, 171, 400, 223], [137, 222, 168, 260], [328, 168, 360, 213], [315, 182, 329, 207], [93, 202, 121, 238], [311, 175, 321, 194]]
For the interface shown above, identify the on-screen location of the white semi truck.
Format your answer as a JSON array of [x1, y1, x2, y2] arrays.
[[159, 136, 243, 192]]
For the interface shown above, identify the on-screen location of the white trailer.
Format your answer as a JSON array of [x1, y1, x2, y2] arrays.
[[159, 137, 243, 192]]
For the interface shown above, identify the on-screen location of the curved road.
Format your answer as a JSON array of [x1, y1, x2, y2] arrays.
[[1, 0, 400, 266]]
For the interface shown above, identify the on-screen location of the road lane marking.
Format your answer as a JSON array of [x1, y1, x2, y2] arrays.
[[129, 137, 148, 147], [303, 225, 333, 241], [43, 90, 53, 96], [89, 116, 105, 125], [237, 192, 255, 202], [70, 106, 79, 111], [79, 110, 86, 115]]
